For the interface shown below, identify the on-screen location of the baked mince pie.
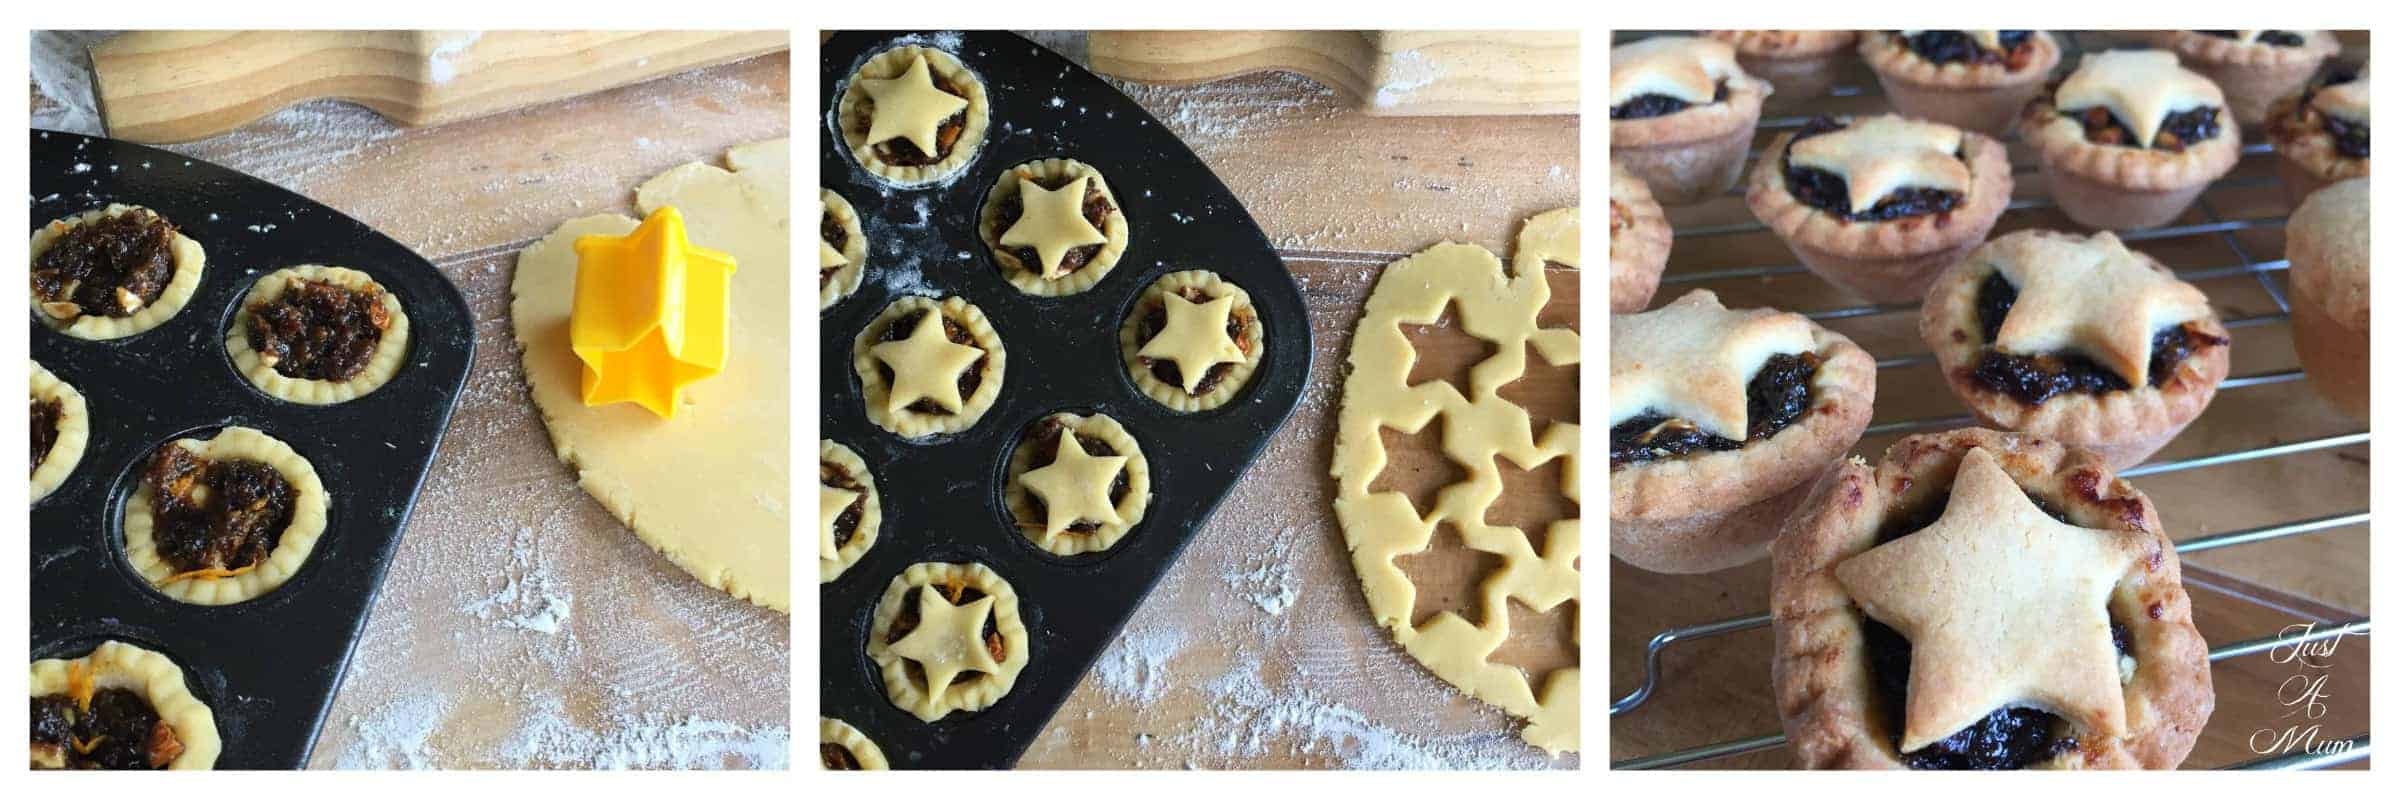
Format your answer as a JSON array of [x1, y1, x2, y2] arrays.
[[28, 203, 206, 340], [2267, 61, 2369, 207], [1610, 165, 1670, 313], [820, 188, 867, 310], [1005, 412, 1151, 556], [29, 640, 221, 770], [819, 440, 881, 583], [2284, 178, 2370, 422], [818, 717, 887, 769], [1919, 230, 2230, 469], [1745, 114, 2013, 304], [1860, 30, 2061, 136], [980, 158, 1130, 296], [2022, 50, 2240, 231], [1610, 290, 1876, 574], [30, 360, 88, 504], [1770, 428, 2213, 769], [837, 45, 991, 186], [123, 426, 330, 605], [1610, 36, 1773, 206], [1118, 269, 1265, 413], [227, 265, 410, 405], [2143, 30, 2340, 128], [854, 295, 1007, 438], [866, 561, 1031, 722], [1704, 30, 1860, 111]]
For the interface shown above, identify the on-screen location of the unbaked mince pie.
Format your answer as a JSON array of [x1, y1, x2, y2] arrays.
[[1118, 270, 1264, 413], [1860, 30, 2060, 136], [837, 45, 991, 185], [1610, 36, 1772, 206], [854, 295, 1007, 438], [1745, 113, 2012, 304], [28, 203, 206, 341], [29, 640, 220, 769], [2021, 50, 2240, 231], [866, 561, 1031, 722]]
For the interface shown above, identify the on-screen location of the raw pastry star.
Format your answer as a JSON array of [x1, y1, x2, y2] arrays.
[[888, 585, 1004, 698], [820, 236, 848, 270], [999, 175, 1109, 278], [1833, 447, 2148, 752], [858, 54, 968, 158], [1138, 292, 1248, 393], [2055, 50, 2224, 149], [819, 483, 859, 559], [870, 312, 985, 414], [1019, 433, 1127, 540], [1991, 231, 2213, 386], [1788, 116, 1968, 213], [1608, 290, 1814, 440]]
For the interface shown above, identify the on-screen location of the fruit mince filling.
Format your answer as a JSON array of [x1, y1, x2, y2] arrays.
[[1138, 288, 1255, 395], [141, 443, 296, 576], [2066, 105, 2222, 151], [993, 175, 1115, 274], [1609, 80, 1730, 120], [246, 279, 392, 381], [878, 310, 985, 415], [30, 687, 184, 769], [821, 743, 862, 769], [821, 462, 868, 549], [1967, 272, 2225, 405], [1783, 117, 1966, 221], [1867, 490, 2134, 769], [2301, 68, 2371, 159], [821, 211, 850, 288], [885, 579, 1007, 690], [2198, 30, 2306, 47], [1022, 419, 1130, 534], [859, 73, 966, 166], [1610, 351, 1823, 468], [1899, 30, 2035, 68], [31, 210, 177, 321], [32, 397, 62, 473]]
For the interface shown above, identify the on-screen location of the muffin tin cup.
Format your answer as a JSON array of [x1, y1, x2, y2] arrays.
[[819, 31, 1310, 768], [30, 130, 474, 769]]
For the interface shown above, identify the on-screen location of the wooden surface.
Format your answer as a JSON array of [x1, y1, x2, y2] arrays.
[[1606, 33, 2372, 770], [1087, 31, 1579, 116], [35, 49, 794, 768]]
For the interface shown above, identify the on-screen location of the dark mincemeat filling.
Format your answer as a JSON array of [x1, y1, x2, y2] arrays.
[[1609, 80, 1729, 120], [856, 72, 967, 166], [993, 175, 1116, 274], [31, 687, 182, 770], [1867, 492, 2134, 769], [885, 581, 1007, 691], [1899, 30, 2035, 67], [1783, 117, 1966, 222], [2065, 105, 2222, 151], [821, 211, 850, 288], [141, 443, 296, 576], [32, 397, 62, 474], [1967, 273, 2225, 405], [246, 278, 392, 382], [820, 462, 867, 549], [879, 310, 986, 415], [2198, 30, 2306, 47], [2297, 68, 2371, 159], [31, 210, 177, 320], [821, 743, 861, 769], [1021, 418, 1131, 535], [1137, 287, 1257, 396], [1610, 351, 1823, 468]]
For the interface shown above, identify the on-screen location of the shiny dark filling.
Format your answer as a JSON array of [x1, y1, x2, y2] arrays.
[[877, 310, 986, 415], [140, 443, 296, 576], [856, 72, 967, 166], [822, 743, 861, 769], [1899, 30, 2033, 66], [1967, 273, 2223, 405], [1609, 80, 1729, 120], [245, 278, 392, 381], [1782, 117, 1966, 221], [884, 581, 1005, 691], [1136, 287, 1256, 395], [32, 397, 62, 474], [1610, 352, 1822, 468], [820, 462, 867, 549], [1866, 492, 2134, 769], [2198, 30, 2305, 47], [991, 175, 1116, 274], [31, 210, 177, 319], [1020, 418, 1131, 535], [820, 211, 849, 287], [2300, 69, 2371, 159], [30, 688, 180, 770], [2065, 105, 2222, 152]]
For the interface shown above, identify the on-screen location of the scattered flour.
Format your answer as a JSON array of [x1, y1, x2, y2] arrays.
[[1095, 623, 1189, 705], [335, 692, 453, 769]]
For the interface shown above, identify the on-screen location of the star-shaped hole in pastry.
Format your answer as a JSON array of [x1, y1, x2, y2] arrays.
[[1018, 432, 1128, 540], [887, 583, 1004, 700], [1989, 232, 2213, 387], [870, 312, 986, 415], [1609, 290, 1815, 441], [1137, 291, 1249, 394], [820, 482, 860, 559], [1370, 418, 1468, 520], [1394, 523, 1505, 629], [1403, 300, 1499, 397], [1788, 116, 1969, 214], [999, 176, 1110, 278], [1500, 345, 1579, 427], [2056, 50, 2224, 150], [858, 54, 969, 159], [1486, 454, 1577, 556], [1492, 598, 1578, 689], [1833, 447, 2149, 754]]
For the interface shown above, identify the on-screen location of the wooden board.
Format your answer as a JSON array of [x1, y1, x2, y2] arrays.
[[1088, 30, 1578, 116]]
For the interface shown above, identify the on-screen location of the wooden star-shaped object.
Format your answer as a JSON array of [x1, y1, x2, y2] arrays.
[[887, 586, 1003, 699], [858, 54, 968, 157], [1990, 231, 2213, 386], [1834, 447, 2148, 753], [1608, 290, 1815, 440], [2056, 50, 2224, 149], [819, 483, 859, 559], [1788, 116, 1969, 214], [999, 176, 1109, 278], [1019, 433, 1127, 541], [870, 312, 986, 415], [1138, 292, 1249, 393]]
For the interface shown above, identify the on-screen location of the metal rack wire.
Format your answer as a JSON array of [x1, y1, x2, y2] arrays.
[[1609, 32, 2372, 771]]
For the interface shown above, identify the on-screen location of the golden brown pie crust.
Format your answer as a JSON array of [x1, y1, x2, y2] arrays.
[[1707, 30, 1860, 109], [1611, 40, 1771, 206], [1745, 119, 2012, 304], [1609, 165, 1671, 313], [1859, 31, 2060, 136], [2141, 30, 2339, 128], [2021, 95, 2242, 232], [2266, 88, 2370, 208]]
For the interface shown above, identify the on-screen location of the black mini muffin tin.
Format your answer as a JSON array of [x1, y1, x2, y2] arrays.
[[29, 130, 473, 769], [819, 31, 1310, 768]]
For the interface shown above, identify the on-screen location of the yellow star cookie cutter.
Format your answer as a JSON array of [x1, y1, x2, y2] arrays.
[[569, 206, 737, 419]]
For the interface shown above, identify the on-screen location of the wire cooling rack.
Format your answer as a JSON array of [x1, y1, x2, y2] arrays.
[[1608, 31, 2372, 770]]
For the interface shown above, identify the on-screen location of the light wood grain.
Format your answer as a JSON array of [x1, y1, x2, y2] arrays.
[[1090, 30, 1579, 117]]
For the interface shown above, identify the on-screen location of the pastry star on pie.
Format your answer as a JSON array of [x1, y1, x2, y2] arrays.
[[1746, 114, 2012, 304], [1018, 432, 1128, 539], [819, 483, 860, 560], [2022, 50, 2239, 230], [855, 296, 1007, 438], [857, 54, 969, 163], [1834, 446, 2148, 752], [837, 45, 991, 185], [1139, 291, 1249, 394], [1610, 36, 1772, 206], [1610, 290, 1815, 441], [1989, 232, 2213, 387], [998, 175, 1110, 278], [866, 562, 1031, 721], [2055, 50, 2226, 150], [885, 586, 1003, 699], [869, 311, 986, 415], [1790, 116, 1968, 214]]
